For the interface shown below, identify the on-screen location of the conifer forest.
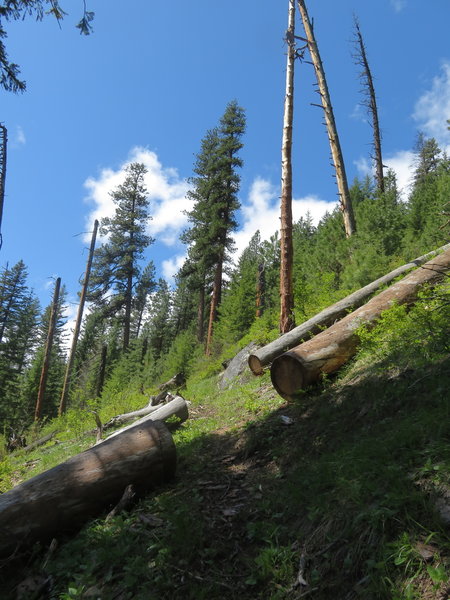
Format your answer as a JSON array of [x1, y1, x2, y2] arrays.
[[0, 2, 450, 599]]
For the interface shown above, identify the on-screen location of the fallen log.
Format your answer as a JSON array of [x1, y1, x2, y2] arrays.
[[0, 419, 176, 558], [101, 395, 189, 443], [103, 398, 160, 431], [249, 243, 450, 374], [270, 247, 450, 400], [23, 430, 59, 453]]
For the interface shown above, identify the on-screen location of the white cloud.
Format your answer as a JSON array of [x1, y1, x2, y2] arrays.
[[16, 126, 26, 146], [413, 61, 450, 146], [384, 150, 416, 199], [390, 0, 407, 13], [233, 177, 337, 258], [354, 156, 372, 177], [83, 147, 191, 245], [162, 254, 186, 282]]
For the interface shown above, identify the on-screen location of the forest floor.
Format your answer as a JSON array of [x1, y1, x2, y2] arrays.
[[1, 346, 450, 598]]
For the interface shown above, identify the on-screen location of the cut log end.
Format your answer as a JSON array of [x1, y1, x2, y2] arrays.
[[270, 352, 306, 401], [248, 354, 264, 375]]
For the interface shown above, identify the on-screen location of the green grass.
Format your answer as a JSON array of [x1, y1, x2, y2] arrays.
[[1, 287, 450, 599]]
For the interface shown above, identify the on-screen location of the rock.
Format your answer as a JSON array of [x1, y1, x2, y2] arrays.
[[218, 342, 259, 390]]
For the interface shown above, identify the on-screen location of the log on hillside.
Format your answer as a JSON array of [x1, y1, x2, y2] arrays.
[[0, 420, 176, 558], [101, 395, 189, 443], [103, 398, 160, 431], [249, 243, 450, 375], [271, 248, 450, 400]]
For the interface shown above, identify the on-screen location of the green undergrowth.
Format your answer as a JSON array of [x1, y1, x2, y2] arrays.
[[1, 286, 450, 599]]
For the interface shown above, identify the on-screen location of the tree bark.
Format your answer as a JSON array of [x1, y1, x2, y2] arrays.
[[0, 419, 176, 558], [270, 246, 450, 400], [35, 277, 61, 421], [0, 124, 7, 250], [248, 243, 450, 374], [205, 259, 223, 355], [279, 0, 296, 334], [96, 343, 108, 399], [101, 395, 189, 442], [297, 0, 356, 237], [354, 18, 384, 193], [256, 262, 266, 318], [59, 220, 98, 415]]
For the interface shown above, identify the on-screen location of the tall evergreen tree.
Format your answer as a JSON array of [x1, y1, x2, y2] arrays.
[[0, 261, 40, 430], [88, 162, 154, 351], [182, 101, 245, 355]]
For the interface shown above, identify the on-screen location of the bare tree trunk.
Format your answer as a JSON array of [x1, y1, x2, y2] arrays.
[[297, 0, 356, 237], [205, 259, 222, 355], [256, 262, 266, 318], [0, 419, 176, 558], [59, 220, 98, 415], [0, 124, 7, 250], [280, 0, 296, 334], [353, 17, 384, 193], [96, 343, 108, 399], [197, 273, 205, 342], [270, 246, 450, 400], [35, 277, 61, 421], [248, 243, 450, 374]]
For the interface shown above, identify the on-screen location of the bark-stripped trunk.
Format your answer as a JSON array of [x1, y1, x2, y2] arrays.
[[270, 246, 450, 400], [354, 18, 384, 193], [35, 277, 61, 421], [248, 243, 450, 374], [280, 0, 296, 334], [0, 124, 7, 249], [59, 220, 98, 415], [297, 0, 356, 237], [0, 419, 176, 558], [205, 258, 223, 355], [256, 262, 266, 318], [96, 343, 108, 399]]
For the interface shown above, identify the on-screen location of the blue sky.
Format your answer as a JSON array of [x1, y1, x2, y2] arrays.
[[1, 0, 450, 320]]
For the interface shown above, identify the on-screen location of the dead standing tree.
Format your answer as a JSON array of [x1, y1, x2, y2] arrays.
[[0, 124, 7, 249], [296, 0, 356, 237], [280, 0, 297, 333], [35, 277, 61, 421], [353, 17, 385, 194], [59, 220, 99, 415]]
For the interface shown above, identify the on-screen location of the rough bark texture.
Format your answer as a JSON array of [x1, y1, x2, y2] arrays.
[[205, 259, 223, 355], [271, 247, 450, 400], [249, 243, 450, 374], [59, 220, 98, 415], [0, 419, 176, 557], [279, 0, 296, 334], [297, 0, 356, 237], [35, 277, 61, 421]]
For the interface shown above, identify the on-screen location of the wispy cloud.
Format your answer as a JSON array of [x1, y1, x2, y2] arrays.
[[390, 0, 407, 13], [413, 60, 450, 146], [16, 126, 26, 146], [83, 147, 191, 245]]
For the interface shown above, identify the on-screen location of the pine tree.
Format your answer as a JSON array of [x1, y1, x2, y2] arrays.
[[88, 162, 154, 351], [182, 101, 245, 354], [0, 261, 40, 430], [19, 281, 67, 425], [144, 279, 173, 362]]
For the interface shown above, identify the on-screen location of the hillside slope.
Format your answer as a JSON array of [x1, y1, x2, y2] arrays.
[[1, 288, 450, 599]]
